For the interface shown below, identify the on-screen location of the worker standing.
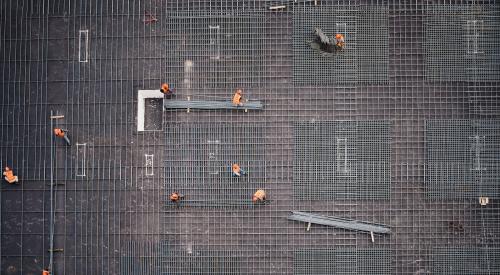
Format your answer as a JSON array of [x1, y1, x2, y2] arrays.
[[3, 166, 19, 184], [334, 33, 345, 51], [53, 128, 71, 146], [252, 189, 266, 203], [161, 83, 174, 97], [232, 163, 247, 177], [232, 89, 243, 106], [169, 192, 184, 205]]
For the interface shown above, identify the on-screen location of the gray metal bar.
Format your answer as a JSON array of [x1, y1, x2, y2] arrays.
[[288, 211, 391, 234], [49, 110, 54, 273], [163, 100, 264, 110]]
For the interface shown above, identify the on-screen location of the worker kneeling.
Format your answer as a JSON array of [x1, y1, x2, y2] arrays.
[[3, 166, 19, 184], [232, 163, 247, 177], [252, 189, 266, 204]]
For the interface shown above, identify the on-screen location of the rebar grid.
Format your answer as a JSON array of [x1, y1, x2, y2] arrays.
[[0, 0, 499, 274]]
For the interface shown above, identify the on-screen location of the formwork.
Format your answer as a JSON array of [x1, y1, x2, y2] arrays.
[[1, 0, 500, 274]]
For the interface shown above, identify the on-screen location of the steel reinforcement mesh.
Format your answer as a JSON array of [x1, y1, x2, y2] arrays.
[[1, 0, 500, 274], [293, 120, 391, 200]]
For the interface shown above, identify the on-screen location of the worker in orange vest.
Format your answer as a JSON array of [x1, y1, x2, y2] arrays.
[[335, 34, 345, 51], [161, 83, 174, 97], [232, 163, 247, 177], [169, 192, 184, 206], [53, 128, 71, 146], [252, 189, 266, 203], [3, 166, 19, 184], [42, 268, 50, 275], [232, 89, 243, 106]]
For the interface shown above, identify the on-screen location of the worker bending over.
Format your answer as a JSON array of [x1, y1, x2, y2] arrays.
[[232, 89, 244, 106], [169, 192, 184, 206], [3, 166, 19, 184], [252, 189, 266, 203], [232, 163, 247, 177], [335, 33, 345, 51], [161, 83, 174, 96], [53, 128, 71, 146]]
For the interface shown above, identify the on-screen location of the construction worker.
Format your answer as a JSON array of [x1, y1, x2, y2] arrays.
[[169, 192, 184, 204], [42, 268, 50, 275], [252, 189, 266, 203], [53, 128, 71, 146], [161, 83, 174, 96], [335, 33, 345, 51], [3, 166, 19, 184], [232, 163, 247, 177], [232, 89, 243, 106]]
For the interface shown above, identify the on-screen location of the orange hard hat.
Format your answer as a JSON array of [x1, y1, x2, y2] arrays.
[[335, 34, 343, 39]]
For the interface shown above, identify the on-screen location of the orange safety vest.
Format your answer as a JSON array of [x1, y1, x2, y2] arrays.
[[161, 83, 171, 94], [232, 92, 242, 105], [43, 270, 50, 275], [54, 128, 65, 137], [3, 170, 15, 181], [253, 189, 266, 202], [232, 164, 241, 173]]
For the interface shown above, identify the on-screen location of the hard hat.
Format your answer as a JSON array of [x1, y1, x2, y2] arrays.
[[162, 83, 169, 90], [335, 34, 343, 39]]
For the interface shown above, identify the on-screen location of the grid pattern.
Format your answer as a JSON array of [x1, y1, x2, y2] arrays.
[[164, 12, 266, 90], [1, 0, 500, 274], [430, 247, 500, 274], [293, 4, 358, 86], [424, 4, 500, 82], [164, 123, 265, 207], [293, 121, 391, 200], [426, 120, 500, 198], [294, 248, 391, 275]]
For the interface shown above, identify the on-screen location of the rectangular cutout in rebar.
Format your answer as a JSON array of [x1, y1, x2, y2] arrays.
[[209, 25, 220, 60], [470, 135, 485, 171], [207, 140, 220, 175], [78, 30, 89, 62], [76, 143, 86, 177], [145, 154, 154, 176], [336, 137, 350, 174], [466, 20, 483, 54], [288, 211, 391, 234]]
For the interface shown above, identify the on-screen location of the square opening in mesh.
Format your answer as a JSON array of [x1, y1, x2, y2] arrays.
[[165, 123, 265, 207], [293, 121, 391, 200]]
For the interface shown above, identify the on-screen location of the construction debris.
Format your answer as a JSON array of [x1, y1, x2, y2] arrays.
[[164, 100, 263, 110], [288, 211, 391, 234], [308, 28, 345, 56]]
